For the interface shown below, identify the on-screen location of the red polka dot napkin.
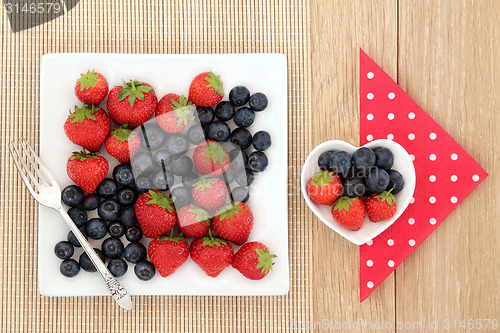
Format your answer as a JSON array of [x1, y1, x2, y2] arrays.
[[358, 49, 488, 302]]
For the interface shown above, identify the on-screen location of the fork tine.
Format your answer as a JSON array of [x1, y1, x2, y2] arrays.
[[11, 140, 43, 188], [20, 138, 56, 187], [9, 142, 41, 200]]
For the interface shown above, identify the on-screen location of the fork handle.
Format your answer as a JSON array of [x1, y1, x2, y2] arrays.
[[56, 205, 133, 311]]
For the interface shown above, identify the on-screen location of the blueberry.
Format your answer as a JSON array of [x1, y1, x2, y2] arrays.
[[252, 131, 272, 151], [134, 176, 153, 193], [61, 185, 84, 207], [131, 151, 156, 177], [207, 121, 230, 142], [229, 86, 251, 106], [96, 178, 118, 199], [60, 259, 80, 277], [373, 147, 394, 171], [120, 206, 138, 227], [318, 151, 335, 171], [81, 193, 100, 211], [170, 155, 193, 176], [54, 241, 74, 260], [219, 168, 235, 184], [248, 151, 268, 173], [231, 186, 250, 203], [113, 163, 135, 186], [229, 149, 248, 169], [139, 123, 166, 150], [108, 221, 127, 238], [79, 248, 106, 272], [101, 237, 125, 259], [365, 167, 390, 193], [123, 242, 147, 263], [165, 133, 189, 156], [233, 107, 255, 128], [107, 258, 128, 277], [214, 101, 235, 121], [151, 168, 174, 191], [229, 128, 252, 149], [67, 207, 87, 228], [187, 124, 206, 145], [344, 177, 367, 196], [117, 186, 137, 206], [196, 106, 215, 126], [84, 218, 108, 240], [67, 230, 87, 247], [170, 186, 192, 208], [125, 226, 143, 243], [249, 92, 268, 111], [134, 260, 156, 281], [235, 168, 254, 186], [154, 150, 171, 170], [182, 172, 200, 188], [98, 199, 122, 221], [329, 151, 352, 177], [352, 147, 376, 176], [387, 169, 404, 194]]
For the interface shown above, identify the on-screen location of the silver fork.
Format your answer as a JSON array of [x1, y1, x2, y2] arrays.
[[9, 138, 133, 311]]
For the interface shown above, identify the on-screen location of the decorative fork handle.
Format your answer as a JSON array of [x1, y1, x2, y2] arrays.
[[56, 205, 133, 311]]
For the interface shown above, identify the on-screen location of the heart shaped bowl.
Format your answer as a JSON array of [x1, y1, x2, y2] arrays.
[[301, 139, 416, 245]]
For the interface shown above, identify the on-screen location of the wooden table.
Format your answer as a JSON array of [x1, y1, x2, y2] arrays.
[[312, 1, 499, 331]]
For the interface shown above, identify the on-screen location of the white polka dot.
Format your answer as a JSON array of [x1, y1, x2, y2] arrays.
[[388, 92, 395, 99], [408, 133, 415, 140], [410, 197, 415, 204], [451, 153, 458, 160], [366, 260, 373, 267], [450, 196, 458, 203], [366, 134, 374, 141], [367, 113, 374, 121], [451, 175, 458, 182], [429, 133, 437, 140], [429, 154, 437, 161], [387, 239, 394, 246], [409, 239, 416, 246], [367, 72, 374, 79], [429, 218, 437, 225], [367, 281, 374, 288], [388, 260, 395, 267], [387, 134, 394, 141], [387, 113, 395, 120], [408, 218, 415, 225], [429, 196, 436, 204], [429, 175, 436, 182], [472, 174, 480, 182], [410, 154, 415, 161], [366, 240, 373, 246], [408, 112, 415, 119], [367, 93, 374, 100]]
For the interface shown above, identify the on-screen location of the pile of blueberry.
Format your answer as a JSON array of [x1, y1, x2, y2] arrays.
[[56, 163, 155, 280], [318, 146, 404, 196]]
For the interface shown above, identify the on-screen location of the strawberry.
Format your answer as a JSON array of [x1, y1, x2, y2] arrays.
[[156, 94, 194, 133], [66, 151, 109, 194], [192, 140, 230, 175], [135, 190, 177, 238], [192, 177, 228, 211], [74, 69, 109, 105], [213, 202, 253, 245], [104, 125, 141, 163], [148, 233, 189, 277], [177, 205, 211, 238], [232, 241, 276, 280], [331, 196, 366, 231], [366, 189, 397, 222], [107, 80, 158, 128], [188, 71, 224, 107], [306, 170, 342, 205], [190, 235, 234, 277], [63, 104, 111, 152]]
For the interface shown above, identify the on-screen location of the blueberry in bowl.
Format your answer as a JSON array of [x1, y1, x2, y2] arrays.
[[229, 86, 250, 106]]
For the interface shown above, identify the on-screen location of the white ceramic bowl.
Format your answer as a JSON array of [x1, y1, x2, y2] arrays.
[[301, 139, 416, 245]]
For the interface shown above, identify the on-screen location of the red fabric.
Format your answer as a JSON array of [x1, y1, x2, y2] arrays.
[[358, 49, 488, 302]]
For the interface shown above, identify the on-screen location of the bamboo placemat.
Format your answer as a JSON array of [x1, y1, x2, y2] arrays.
[[0, 1, 312, 331]]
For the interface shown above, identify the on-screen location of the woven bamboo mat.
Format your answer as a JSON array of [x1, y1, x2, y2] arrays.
[[0, 1, 312, 332]]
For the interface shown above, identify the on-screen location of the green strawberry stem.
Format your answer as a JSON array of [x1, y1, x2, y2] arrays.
[[332, 196, 358, 212], [203, 141, 228, 164], [118, 79, 152, 107], [77, 69, 99, 91], [216, 202, 242, 220], [256, 248, 277, 275], [310, 170, 335, 187], [205, 72, 224, 96], [69, 149, 100, 161], [202, 232, 227, 247], [188, 205, 210, 223], [110, 124, 133, 143], [145, 190, 174, 212], [374, 188, 397, 205], [69, 104, 98, 123], [193, 177, 218, 191], [157, 231, 184, 243]]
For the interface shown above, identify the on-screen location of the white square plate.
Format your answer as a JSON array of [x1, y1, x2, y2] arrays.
[[39, 53, 289, 296]]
